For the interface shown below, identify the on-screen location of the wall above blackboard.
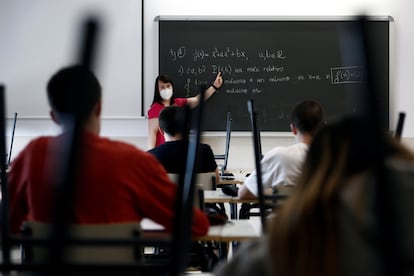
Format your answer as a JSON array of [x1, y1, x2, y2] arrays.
[[156, 16, 391, 131]]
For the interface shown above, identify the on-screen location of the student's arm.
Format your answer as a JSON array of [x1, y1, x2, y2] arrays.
[[187, 72, 223, 108], [214, 167, 220, 185], [239, 184, 274, 200], [8, 145, 30, 233], [238, 184, 258, 200], [148, 118, 159, 149]]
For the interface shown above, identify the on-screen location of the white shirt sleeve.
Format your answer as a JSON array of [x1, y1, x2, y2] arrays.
[[244, 147, 284, 197], [243, 143, 308, 197]]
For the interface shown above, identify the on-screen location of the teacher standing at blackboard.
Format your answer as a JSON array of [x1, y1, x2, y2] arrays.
[[147, 72, 223, 149]]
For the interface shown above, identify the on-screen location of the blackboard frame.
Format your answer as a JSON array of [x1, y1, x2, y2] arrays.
[[155, 16, 393, 132]]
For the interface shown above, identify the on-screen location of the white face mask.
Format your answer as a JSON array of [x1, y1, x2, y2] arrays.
[[159, 88, 173, 100]]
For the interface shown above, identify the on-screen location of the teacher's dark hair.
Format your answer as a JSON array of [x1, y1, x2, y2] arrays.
[[152, 74, 177, 105]]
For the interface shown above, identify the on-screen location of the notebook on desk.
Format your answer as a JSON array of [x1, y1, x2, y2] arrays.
[[220, 173, 235, 181]]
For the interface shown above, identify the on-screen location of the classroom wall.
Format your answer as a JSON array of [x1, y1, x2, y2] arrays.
[[2, 0, 414, 172]]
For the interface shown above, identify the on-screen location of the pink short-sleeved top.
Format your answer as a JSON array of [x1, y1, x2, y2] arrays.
[[148, 98, 188, 147]]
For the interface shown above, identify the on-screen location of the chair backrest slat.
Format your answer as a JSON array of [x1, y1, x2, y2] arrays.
[[247, 99, 267, 232], [395, 111, 406, 140], [21, 221, 143, 264]]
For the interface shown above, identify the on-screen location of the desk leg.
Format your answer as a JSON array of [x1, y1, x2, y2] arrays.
[[239, 203, 251, 219], [218, 242, 229, 261], [230, 203, 238, 219], [228, 203, 240, 254]]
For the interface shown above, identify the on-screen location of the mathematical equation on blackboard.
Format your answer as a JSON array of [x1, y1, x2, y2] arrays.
[[169, 46, 287, 62], [167, 46, 363, 95]]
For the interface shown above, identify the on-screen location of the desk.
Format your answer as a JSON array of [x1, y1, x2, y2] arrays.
[[204, 189, 258, 219], [140, 218, 261, 242], [217, 171, 245, 186], [204, 189, 258, 204], [216, 179, 243, 186], [197, 219, 261, 242], [141, 218, 261, 261]]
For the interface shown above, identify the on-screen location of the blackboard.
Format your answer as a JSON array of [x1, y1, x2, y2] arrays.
[[157, 17, 391, 131]]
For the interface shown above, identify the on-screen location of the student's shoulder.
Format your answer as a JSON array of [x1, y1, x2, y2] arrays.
[[100, 137, 152, 158], [268, 142, 306, 155], [265, 144, 291, 157], [23, 136, 53, 151], [27, 136, 50, 145], [199, 142, 213, 151], [148, 141, 177, 153], [112, 141, 165, 169], [13, 136, 56, 164], [262, 143, 303, 163], [147, 144, 163, 156]]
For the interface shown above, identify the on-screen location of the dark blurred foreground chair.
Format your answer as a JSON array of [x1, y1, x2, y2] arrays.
[[394, 111, 406, 140], [168, 172, 227, 265], [244, 99, 295, 230], [214, 112, 233, 177]]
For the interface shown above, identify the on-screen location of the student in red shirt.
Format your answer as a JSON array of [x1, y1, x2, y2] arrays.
[[8, 65, 209, 236]]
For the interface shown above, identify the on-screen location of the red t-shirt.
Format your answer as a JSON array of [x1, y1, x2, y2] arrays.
[[8, 131, 209, 236], [147, 98, 188, 147]]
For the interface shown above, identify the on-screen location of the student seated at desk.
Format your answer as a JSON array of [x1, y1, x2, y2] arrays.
[[148, 105, 224, 270], [238, 100, 325, 200], [215, 116, 414, 276], [148, 105, 220, 183], [7, 65, 209, 237]]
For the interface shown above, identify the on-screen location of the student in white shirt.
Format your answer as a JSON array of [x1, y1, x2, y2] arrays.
[[238, 100, 325, 200]]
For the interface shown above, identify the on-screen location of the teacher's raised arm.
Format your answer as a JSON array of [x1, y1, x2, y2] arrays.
[[186, 72, 223, 108]]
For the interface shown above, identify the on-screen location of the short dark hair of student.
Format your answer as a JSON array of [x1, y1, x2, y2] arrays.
[[152, 74, 176, 104], [290, 100, 325, 136], [47, 65, 101, 121], [158, 105, 187, 137]]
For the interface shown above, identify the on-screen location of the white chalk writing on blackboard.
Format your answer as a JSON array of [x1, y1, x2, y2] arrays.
[[169, 47, 364, 91], [169, 47, 186, 61], [168, 47, 364, 95], [258, 50, 287, 60], [331, 66, 363, 84]]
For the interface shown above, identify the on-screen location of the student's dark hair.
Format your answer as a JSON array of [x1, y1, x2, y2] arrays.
[[152, 74, 176, 105], [290, 100, 325, 136], [47, 65, 101, 121], [158, 105, 187, 137]]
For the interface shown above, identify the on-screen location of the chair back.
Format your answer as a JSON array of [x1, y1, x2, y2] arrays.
[[215, 112, 232, 174], [21, 221, 142, 264], [395, 111, 406, 140], [7, 112, 17, 167], [247, 99, 267, 232], [168, 172, 216, 210], [195, 172, 217, 190], [168, 172, 216, 190]]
